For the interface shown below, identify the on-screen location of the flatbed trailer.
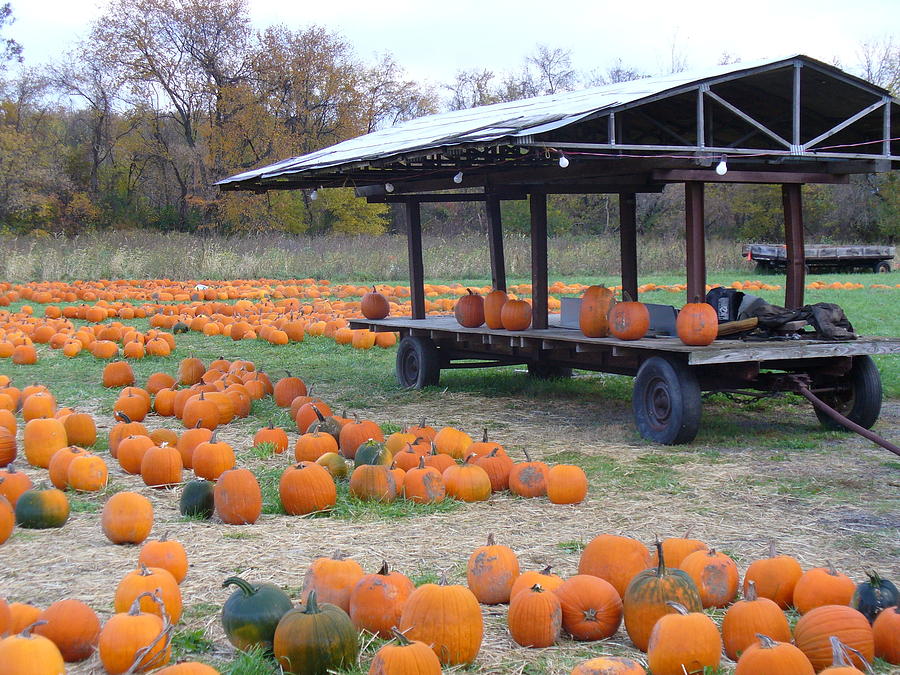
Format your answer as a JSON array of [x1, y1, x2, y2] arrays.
[[743, 243, 895, 273], [351, 315, 900, 444]]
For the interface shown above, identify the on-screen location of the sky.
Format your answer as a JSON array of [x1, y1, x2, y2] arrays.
[[4, 0, 899, 87]]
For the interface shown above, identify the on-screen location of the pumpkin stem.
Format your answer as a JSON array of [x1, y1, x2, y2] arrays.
[[139, 563, 151, 576], [439, 571, 449, 586], [312, 405, 325, 422], [745, 580, 758, 602], [418, 417, 426, 428], [116, 411, 133, 424], [193, 419, 202, 429], [222, 576, 257, 597], [754, 633, 778, 649], [390, 627, 413, 646], [665, 601, 690, 615], [377, 561, 390, 576], [481, 428, 488, 443], [128, 591, 159, 616], [530, 584, 544, 593], [486, 533, 496, 546], [654, 538, 667, 576], [487, 447, 500, 458], [582, 608, 598, 622], [522, 448, 532, 462], [826, 560, 838, 576], [304, 590, 321, 614], [416, 456, 425, 469], [768, 541, 777, 558], [865, 570, 883, 587], [539, 565, 553, 576], [19, 620, 47, 638]]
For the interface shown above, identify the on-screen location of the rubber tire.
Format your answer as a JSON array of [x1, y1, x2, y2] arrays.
[[814, 355, 882, 431], [395, 335, 441, 389], [527, 363, 573, 379], [873, 261, 891, 273], [633, 356, 702, 445]]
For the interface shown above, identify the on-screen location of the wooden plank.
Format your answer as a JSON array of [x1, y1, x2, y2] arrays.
[[783, 183, 805, 309], [486, 194, 507, 291], [406, 201, 426, 319], [652, 169, 849, 184], [530, 192, 549, 329], [619, 193, 638, 300], [685, 182, 706, 302], [688, 340, 900, 365]]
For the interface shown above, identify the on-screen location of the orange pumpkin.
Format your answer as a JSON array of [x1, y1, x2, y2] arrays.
[[500, 299, 532, 331], [675, 298, 718, 346], [579, 285, 616, 337]]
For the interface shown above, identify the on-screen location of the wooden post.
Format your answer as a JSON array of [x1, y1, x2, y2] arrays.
[[619, 192, 638, 300], [530, 192, 549, 329], [684, 182, 707, 302], [485, 193, 507, 291], [783, 183, 806, 309], [405, 200, 426, 319]]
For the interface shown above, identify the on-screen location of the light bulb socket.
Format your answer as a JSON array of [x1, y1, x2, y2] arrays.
[[453, 171, 464, 184], [384, 183, 395, 193], [558, 154, 570, 168], [309, 189, 318, 201], [715, 156, 728, 176]]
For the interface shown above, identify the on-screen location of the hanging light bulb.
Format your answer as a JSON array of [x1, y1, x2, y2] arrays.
[[715, 156, 728, 175], [384, 183, 395, 193], [309, 189, 318, 201], [558, 154, 570, 168], [453, 171, 464, 184]]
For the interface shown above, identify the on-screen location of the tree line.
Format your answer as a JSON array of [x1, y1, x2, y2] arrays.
[[0, 0, 897, 242]]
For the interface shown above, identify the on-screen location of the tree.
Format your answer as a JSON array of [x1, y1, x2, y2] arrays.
[[358, 53, 436, 133], [444, 68, 498, 110], [856, 37, 899, 94], [0, 2, 22, 68], [584, 59, 645, 86], [527, 44, 578, 94]]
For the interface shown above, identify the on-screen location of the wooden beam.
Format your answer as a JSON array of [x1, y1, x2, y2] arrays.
[[365, 191, 527, 203], [783, 184, 806, 309], [486, 194, 507, 291], [619, 193, 638, 301], [652, 169, 849, 184], [405, 201, 426, 319], [530, 193, 549, 330], [685, 182, 707, 303]]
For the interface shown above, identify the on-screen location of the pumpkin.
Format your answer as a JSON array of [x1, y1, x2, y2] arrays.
[[67, 452, 107, 491], [0, 465, 32, 507], [851, 571, 898, 623], [578, 533, 651, 598], [398, 573, 483, 665], [47, 445, 85, 488], [0, 427, 15, 467], [742, 543, 803, 609], [794, 563, 856, 614], [23, 417, 67, 469], [0, 496, 12, 545], [675, 297, 718, 346], [253, 424, 289, 454], [146, 371, 177, 394], [647, 602, 722, 675], [109, 412, 149, 458], [722, 580, 792, 660], [649, 536, 708, 568], [0, 622, 66, 675], [294, 431, 338, 462], [274, 590, 359, 675], [361, 286, 390, 320], [554, 574, 622, 640], [349, 561, 415, 637], [472, 447, 512, 492], [433, 426, 473, 459], [443, 455, 491, 502], [8, 604, 41, 634], [60, 413, 96, 447], [368, 628, 442, 675], [176, 423, 213, 470], [301, 554, 365, 614], [402, 456, 446, 504], [483, 289, 508, 329], [466, 533, 520, 605], [273, 374, 307, 408], [508, 449, 549, 498], [102, 491, 154, 544], [140, 443, 183, 489], [500, 298, 532, 330], [580, 285, 616, 337], [455, 289, 485, 327], [296, 402, 333, 434], [508, 584, 562, 648], [280, 462, 337, 515], [339, 414, 384, 459], [510, 565, 564, 599], [22, 391, 56, 421], [622, 540, 702, 652], [150, 428, 179, 448], [103, 360, 136, 388], [405, 417, 437, 441], [679, 548, 739, 608], [793, 605, 874, 671], [214, 468, 262, 525], [734, 633, 815, 675], [14, 486, 69, 529], [98, 593, 172, 674], [609, 292, 650, 340], [221, 576, 293, 652], [873, 605, 900, 664], [547, 463, 588, 504], [139, 535, 189, 584], [315, 452, 349, 480], [354, 438, 392, 468], [192, 433, 235, 480], [117, 435, 155, 474], [113, 390, 150, 422], [570, 657, 646, 674], [177, 357, 205, 386], [155, 663, 220, 674], [179, 479, 215, 519], [181, 392, 218, 431], [33, 599, 100, 662], [114, 565, 183, 623]]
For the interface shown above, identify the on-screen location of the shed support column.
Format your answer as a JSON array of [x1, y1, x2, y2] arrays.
[[685, 182, 707, 302], [619, 193, 638, 300], [530, 192, 549, 329], [783, 183, 805, 309], [405, 200, 426, 319], [486, 194, 507, 291]]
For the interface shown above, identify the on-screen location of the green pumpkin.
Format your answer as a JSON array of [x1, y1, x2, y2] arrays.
[[274, 589, 359, 675], [354, 439, 392, 468], [172, 321, 190, 334], [851, 571, 899, 623], [222, 576, 294, 652], [308, 407, 343, 444], [14, 487, 70, 529], [180, 478, 216, 519]]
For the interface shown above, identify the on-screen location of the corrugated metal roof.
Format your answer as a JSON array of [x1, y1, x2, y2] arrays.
[[216, 54, 885, 187]]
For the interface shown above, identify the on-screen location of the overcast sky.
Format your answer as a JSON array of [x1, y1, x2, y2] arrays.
[[5, 0, 899, 87]]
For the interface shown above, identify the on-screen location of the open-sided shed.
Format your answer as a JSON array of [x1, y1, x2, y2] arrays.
[[220, 55, 900, 444]]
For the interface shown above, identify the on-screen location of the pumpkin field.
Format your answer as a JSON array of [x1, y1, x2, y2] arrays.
[[0, 273, 898, 675]]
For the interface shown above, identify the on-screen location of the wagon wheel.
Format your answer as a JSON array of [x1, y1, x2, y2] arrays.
[[527, 363, 573, 379], [395, 335, 441, 389], [632, 356, 702, 445], [814, 355, 882, 431], [873, 261, 891, 273]]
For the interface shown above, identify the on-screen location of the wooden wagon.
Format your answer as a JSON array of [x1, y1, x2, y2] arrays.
[[220, 54, 900, 444]]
